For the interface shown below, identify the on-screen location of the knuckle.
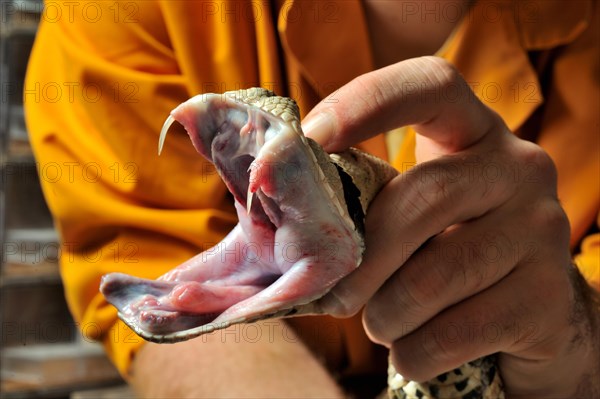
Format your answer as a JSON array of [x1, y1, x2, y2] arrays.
[[469, 229, 512, 284], [413, 56, 473, 106], [417, 56, 461, 89], [518, 142, 558, 185], [529, 200, 571, 243], [546, 205, 570, 237], [401, 161, 457, 225]]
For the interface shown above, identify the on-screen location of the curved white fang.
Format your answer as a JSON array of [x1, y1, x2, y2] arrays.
[[158, 114, 176, 155], [246, 189, 254, 215]]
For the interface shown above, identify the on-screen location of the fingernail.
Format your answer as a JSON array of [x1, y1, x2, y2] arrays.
[[302, 112, 335, 147]]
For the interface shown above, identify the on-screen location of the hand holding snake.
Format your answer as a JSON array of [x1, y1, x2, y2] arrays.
[[304, 56, 600, 398]]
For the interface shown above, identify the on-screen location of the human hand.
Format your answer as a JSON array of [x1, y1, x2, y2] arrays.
[[302, 56, 599, 397]]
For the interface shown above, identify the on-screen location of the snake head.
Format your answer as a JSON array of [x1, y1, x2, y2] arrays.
[[99, 88, 384, 342]]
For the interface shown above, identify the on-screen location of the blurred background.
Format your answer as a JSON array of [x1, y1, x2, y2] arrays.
[[1, 1, 132, 397]]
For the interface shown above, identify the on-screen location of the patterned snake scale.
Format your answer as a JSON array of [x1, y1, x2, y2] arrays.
[[101, 88, 504, 398]]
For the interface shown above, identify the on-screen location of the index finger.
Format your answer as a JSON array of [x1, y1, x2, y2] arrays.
[[302, 56, 500, 155]]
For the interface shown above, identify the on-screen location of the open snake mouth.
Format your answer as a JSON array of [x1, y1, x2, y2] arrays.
[[100, 89, 363, 342]]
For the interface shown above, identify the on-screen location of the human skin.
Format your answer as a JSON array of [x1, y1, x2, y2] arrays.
[[129, 320, 345, 398], [302, 56, 600, 398]]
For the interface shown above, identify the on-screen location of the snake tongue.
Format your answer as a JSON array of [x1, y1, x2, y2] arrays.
[[101, 90, 362, 343]]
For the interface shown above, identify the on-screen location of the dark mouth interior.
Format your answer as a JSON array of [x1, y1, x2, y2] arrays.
[[334, 164, 365, 237], [103, 96, 340, 341], [211, 121, 279, 231], [221, 153, 253, 204]]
